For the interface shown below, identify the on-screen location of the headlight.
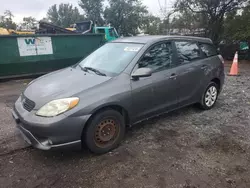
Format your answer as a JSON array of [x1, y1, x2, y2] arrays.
[[36, 97, 79, 117]]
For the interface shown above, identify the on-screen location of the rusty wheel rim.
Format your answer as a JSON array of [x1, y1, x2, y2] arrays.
[[94, 118, 120, 148]]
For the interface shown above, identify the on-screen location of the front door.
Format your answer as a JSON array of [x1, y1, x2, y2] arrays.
[[130, 76, 155, 122], [130, 41, 179, 122]]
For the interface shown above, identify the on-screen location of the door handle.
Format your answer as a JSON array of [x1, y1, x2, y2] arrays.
[[169, 73, 177, 80]]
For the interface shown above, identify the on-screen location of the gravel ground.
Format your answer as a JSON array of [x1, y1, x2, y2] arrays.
[[0, 62, 250, 188]]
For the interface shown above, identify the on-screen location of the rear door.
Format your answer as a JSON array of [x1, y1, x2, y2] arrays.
[[173, 40, 207, 105], [199, 42, 225, 91]]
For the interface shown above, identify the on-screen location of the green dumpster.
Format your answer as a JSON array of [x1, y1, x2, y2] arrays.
[[0, 34, 105, 79], [240, 41, 249, 51]]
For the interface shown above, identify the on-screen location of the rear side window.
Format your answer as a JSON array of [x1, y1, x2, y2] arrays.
[[175, 41, 201, 63], [200, 43, 218, 57]]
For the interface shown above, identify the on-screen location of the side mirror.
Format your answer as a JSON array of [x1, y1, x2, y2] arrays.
[[131, 68, 152, 80]]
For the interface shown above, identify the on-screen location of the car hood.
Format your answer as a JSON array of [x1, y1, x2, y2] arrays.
[[24, 67, 112, 109]]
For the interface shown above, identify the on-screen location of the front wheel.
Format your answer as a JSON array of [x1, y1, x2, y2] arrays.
[[83, 109, 125, 154], [199, 82, 219, 110]]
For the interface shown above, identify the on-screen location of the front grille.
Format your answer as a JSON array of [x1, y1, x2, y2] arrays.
[[22, 95, 35, 112]]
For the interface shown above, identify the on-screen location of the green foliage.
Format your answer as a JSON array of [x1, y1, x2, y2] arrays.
[[22, 17, 37, 30], [171, 10, 203, 34], [40, 17, 49, 22], [3, 0, 249, 43], [104, 0, 148, 36], [159, 18, 170, 35], [224, 4, 250, 42], [47, 4, 84, 28], [79, 0, 104, 25], [142, 15, 162, 35], [4, 10, 14, 19], [174, 0, 247, 44], [0, 10, 16, 30]]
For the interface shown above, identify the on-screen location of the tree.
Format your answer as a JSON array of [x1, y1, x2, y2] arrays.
[[174, 0, 247, 45], [104, 0, 148, 36], [79, 0, 104, 24], [0, 10, 17, 30], [170, 10, 205, 36], [142, 15, 162, 35], [4, 10, 14, 20], [22, 17, 37, 30], [224, 3, 250, 42], [40, 17, 49, 22], [47, 4, 84, 27]]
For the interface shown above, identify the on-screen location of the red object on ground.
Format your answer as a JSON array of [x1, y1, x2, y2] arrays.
[[229, 51, 239, 76]]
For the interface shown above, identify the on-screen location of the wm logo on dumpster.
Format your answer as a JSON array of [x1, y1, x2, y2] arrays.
[[25, 39, 35, 45], [18, 37, 53, 56], [24, 38, 43, 45]]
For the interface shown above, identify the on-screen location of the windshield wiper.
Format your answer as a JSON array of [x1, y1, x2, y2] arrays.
[[79, 65, 88, 72], [80, 66, 106, 76]]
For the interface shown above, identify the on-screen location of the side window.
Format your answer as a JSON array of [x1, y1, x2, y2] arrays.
[[109, 29, 115, 37], [175, 41, 201, 64], [200, 43, 218, 57], [96, 28, 105, 34], [138, 42, 172, 72]]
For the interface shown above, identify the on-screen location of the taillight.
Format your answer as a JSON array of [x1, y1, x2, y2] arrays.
[[218, 55, 224, 64]]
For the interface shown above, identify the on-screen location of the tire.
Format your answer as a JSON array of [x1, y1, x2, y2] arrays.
[[84, 109, 125, 154], [199, 82, 219, 110]]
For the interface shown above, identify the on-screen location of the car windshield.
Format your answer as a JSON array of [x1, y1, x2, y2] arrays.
[[78, 43, 143, 76]]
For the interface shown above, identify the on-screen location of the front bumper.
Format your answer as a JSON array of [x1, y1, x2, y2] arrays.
[[12, 97, 91, 150]]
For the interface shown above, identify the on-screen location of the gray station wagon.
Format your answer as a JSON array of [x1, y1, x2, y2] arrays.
[[12, 36, 225, 154]]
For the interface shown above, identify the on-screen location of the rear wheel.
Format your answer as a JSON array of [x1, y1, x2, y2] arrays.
[[199, 82, 219, 110], [84, 109, 125, 154]]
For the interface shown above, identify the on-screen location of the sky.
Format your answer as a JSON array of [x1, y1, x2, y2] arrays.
[[0, 0, 174, 23]]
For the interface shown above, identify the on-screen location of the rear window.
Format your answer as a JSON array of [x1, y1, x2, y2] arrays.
[[175, 41, 201, 63], [200, 43, 218, 57]]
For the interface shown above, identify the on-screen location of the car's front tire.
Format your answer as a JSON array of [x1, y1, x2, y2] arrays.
[[199, 82, 219, 110], [83, 109, 125, 154]]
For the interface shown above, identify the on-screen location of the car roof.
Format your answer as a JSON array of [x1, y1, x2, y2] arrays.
[[112, 35, 213, 44]]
